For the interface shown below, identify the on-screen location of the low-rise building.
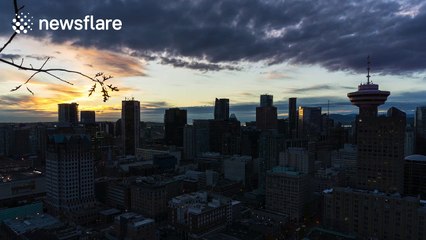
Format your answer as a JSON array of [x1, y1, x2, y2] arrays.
[[108, 212, 157, 240], [169, 191, 233, 239], [130, 176, 183, 220]]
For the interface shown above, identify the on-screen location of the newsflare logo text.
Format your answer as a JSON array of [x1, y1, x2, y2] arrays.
[[12, 13, 123, 34]]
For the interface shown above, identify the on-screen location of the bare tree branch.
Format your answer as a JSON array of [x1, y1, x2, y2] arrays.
[[0, 0, 24, 53], [0, 32, 18, 53], [0, 0, 119, 102]]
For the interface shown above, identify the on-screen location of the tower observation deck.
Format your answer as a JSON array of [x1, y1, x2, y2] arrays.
[[347, 56, 390, 118]]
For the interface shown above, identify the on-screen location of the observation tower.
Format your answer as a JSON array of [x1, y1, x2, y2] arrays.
[[347, 56, 390, 118]]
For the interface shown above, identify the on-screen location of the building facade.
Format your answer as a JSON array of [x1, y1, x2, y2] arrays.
[[214, 98, 230, 121], [164, 108, 187, 147], [265, 166, 310, 221], [80, 110, 96, 124], [45, 134, 96, 222], [122, 99, 141, 155], [58, 103, 78, 126], [323, 187, 426, 240], [404, 155, 426, 199], [415, 106, 426, 154], [256, 95, 277, 130]]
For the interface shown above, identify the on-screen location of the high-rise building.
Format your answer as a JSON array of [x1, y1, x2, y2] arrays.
[[322, 59, 421, 240], [45, 134, 96, 221], [164, 108, 187, 147], [209, 118, 241, 155], [183, 125, 195, 160], [405, 125, 415, 156], [298, 106, 322, 137], [265, 166, 310, 222], [121, 99, 141, 155], [240, 127, 261, 158], [80, 110, 96, 124], [260, 94, 273, 107], [414, 106, 426, 154], [404, 154, 426, 199], [0, 125, 11, 156], [348, 76, 405, 192], [214, 98, 229, 121], [331, 144, 358, 185], [323, 187, 426, 240], [223, 155, 253, 188], [288, 97, 297, 138], [256, 94, 278, 130], [58, 103, 78, 125], [193, 120, 210, 156], [280, 147, 314, 175], [259, 131, 285, 171]]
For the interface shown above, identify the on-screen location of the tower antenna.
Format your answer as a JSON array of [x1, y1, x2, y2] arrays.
[[327, 100, 330, 116], [367, 55, 371, 84]]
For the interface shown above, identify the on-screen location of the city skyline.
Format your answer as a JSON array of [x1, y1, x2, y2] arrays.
[[1, 1, 426, 239], [1, 0, 426, 122]]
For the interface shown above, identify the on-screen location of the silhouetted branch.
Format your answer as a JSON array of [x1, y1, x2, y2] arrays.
[[0, 33, 18, 53], [0, 0, 23, 53], [0, 0, 119, 102]]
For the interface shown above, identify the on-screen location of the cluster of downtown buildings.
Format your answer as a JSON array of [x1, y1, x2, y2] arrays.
[[0, 74, 426, 240]]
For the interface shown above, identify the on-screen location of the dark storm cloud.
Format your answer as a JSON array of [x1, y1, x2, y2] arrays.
[[1, 0, 426, 73], [159, 57, 240, 72], [0, 95, 30, 105], [142, 101, 170, 110], [0, 54, 22, 59], [284, 84, 356, 94]]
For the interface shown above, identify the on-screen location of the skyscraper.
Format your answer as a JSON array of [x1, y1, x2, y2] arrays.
[[58, 103, 78, 125], [322, 59, 425, 240], [183, 125, 196, 160], [256, 94, 277, 130], [209, 118, 241, 155], [260, 94, 273, 107], [347, 59, 404, 193], [214, 98, 229, 121], [404, 154, 426, 199], [164, 108, 187, 147], [288, 97, 297, 138], [122, 99, 141, 155], [80, 110, 96, 124], [193, 120, 210, 157], [45, 134, 96, 220], [265, 166, 309, 222], [414, 106, 426, 154], [298, 106, 322, 137]]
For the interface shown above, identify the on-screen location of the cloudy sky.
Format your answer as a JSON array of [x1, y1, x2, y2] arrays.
[[0, 0, 425, 123]]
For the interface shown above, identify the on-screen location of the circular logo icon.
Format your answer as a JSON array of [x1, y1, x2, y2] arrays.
[[12, 12, 34, 34]]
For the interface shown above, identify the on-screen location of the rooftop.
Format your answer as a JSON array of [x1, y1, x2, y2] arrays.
[[115, 212, 155, 228], [405, 154, 426, 162], [133, 175, 180, 187], [170, 191, 228, 214], [99, 208, 121, 216], [269, 166, 304, 176], [304, 227, 356, 240], [3, 214, 60, 235], [0, 170, 43, 183]]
